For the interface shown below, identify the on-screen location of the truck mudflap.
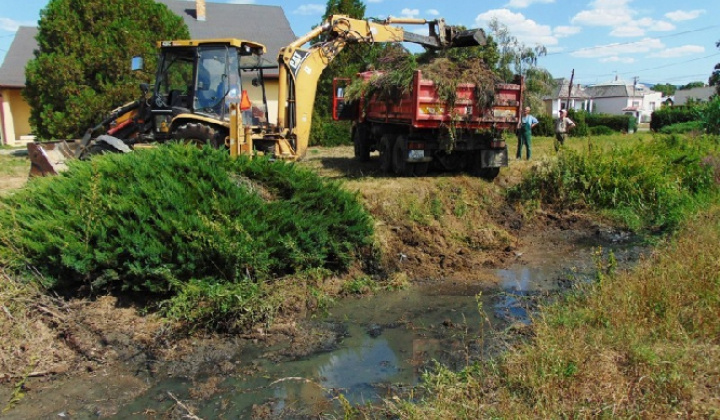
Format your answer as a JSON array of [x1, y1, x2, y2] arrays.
[[480, 147, 509, 168]]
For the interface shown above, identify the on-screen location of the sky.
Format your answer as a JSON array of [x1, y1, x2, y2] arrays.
[[1, 0, 718, 87]]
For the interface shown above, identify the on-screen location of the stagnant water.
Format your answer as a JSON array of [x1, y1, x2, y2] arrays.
[[3, 232, 644, 419], [104, 233, 645, 418]]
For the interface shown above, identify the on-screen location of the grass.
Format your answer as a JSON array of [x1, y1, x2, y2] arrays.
[[380, 132, 720, 419]]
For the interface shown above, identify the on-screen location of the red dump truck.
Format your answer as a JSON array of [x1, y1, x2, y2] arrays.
[[333, 70, 523, 178]]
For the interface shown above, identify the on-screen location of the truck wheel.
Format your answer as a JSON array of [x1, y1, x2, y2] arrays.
[[478, 167, 500, 180], [392, 136, 413, 176], [413, 162, 429, 176], [353, 125, 370, 162], [173, 122, 225, 149], [379, 134, 394, 173]]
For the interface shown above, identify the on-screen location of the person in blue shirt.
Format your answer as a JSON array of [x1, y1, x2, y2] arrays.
[[517, 106, 538, 160]]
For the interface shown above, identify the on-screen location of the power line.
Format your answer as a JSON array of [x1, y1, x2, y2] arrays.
[[545, 25, 720, 57]]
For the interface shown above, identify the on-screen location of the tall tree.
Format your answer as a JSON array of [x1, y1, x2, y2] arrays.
[[485, 19, 552, 112], [710, 40, 720, 95], [312, 0, 369, 118], [24, 0, 189, 139], [678, 81, 706, 90], [653, 83, 677, 97]]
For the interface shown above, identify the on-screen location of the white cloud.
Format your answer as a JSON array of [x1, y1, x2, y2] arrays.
[[599, 56, 635, 64], [426, 9, 440, 17], [553, 26, 581, 38], [505, 0, 555, 8], [0, 17, 35, 31], [226, 0, 256, 3], [475, 9, 557, 46], [649, 45, 705, 58], [293, 4, 325, 15], [665, 9, 705, 22], [400, 8, 420, 19], [571, 37, 665, 58], [367, 0, 383, 3], [571, 0, 633, 27]]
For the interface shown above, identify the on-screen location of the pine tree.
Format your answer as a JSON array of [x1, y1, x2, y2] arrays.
[[23, 0, 189, 139]]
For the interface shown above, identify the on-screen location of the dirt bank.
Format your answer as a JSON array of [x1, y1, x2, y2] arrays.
[[0, 145, 622, 417]]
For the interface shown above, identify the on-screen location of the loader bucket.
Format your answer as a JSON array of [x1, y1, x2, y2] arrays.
[[27, 140, 82, 177], [451, 29, 486, 48]]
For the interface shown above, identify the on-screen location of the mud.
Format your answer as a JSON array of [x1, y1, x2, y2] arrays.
[[0, 146, 649, 418]]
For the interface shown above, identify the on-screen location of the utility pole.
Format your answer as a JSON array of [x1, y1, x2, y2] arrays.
[[566, 69, 574, 111]]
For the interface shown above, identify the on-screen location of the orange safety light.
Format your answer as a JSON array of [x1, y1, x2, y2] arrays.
[[240, 90, 251, 110]]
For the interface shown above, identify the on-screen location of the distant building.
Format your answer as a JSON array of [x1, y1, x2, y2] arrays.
[[543, 78, 593, 116], [673, 86, 716, 105], [0, 0, 297, 146], [584, 77, 662, 123]]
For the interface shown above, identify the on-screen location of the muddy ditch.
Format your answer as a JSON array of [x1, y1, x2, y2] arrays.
[[0, 147, 650, 418]]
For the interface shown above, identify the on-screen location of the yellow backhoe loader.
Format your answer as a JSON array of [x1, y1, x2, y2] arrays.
[[28, 15, 493, 176]]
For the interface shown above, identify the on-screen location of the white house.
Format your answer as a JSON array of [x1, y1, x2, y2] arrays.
[[584, 77, 662, 123]]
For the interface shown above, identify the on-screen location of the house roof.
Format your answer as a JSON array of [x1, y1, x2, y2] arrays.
[[154, 0, 297, 71], [0, 1, 297, 87], [544, 78, 591, 100], [585, 79, 655, 99], [0, 26, 38, 88]]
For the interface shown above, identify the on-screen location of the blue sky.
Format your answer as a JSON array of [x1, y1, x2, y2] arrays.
[[1, 0, 718, 87]]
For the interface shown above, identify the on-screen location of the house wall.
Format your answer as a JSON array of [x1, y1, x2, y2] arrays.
[[0, 87, 33, 146], [590, 96, 627, 115]]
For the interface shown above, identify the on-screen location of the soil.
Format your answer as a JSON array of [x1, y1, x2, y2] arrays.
[[0, 145, 624, 418]]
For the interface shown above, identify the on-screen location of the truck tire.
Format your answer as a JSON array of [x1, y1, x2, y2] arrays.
[[353, 125, 370, 162], [172, 122, 225, 149], [478, 167, 500, 180], [392, 136, 413, 176], [379, 134, 394, 173]]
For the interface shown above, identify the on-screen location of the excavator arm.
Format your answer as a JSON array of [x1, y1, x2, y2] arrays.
[[275, 15, 486, 159]]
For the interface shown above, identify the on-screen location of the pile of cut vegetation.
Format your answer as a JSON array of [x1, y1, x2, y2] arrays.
[[0, 145, 373, 330], [344, 45, 498, 111]]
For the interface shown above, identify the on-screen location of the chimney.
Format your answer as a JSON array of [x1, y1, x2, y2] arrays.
[[196, 0, 206, 21]]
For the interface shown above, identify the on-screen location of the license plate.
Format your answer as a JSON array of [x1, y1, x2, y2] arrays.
[[408, 150, 425, 160]]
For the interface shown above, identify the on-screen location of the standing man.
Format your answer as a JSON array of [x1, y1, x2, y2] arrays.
[[554, 109, 576, 151], [517, 106, 538, 160]]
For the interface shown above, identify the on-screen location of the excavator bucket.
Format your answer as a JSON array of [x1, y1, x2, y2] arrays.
[[27, 140, 83, 177], [450, 29, 486, 48]]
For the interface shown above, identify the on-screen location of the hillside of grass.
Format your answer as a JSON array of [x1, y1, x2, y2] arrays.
[[0, 145, 374, 330]]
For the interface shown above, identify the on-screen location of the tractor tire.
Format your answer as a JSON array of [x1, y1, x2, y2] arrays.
[[172, 122, 226, 149]]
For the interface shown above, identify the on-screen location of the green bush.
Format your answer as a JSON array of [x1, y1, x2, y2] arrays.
[[534, 114, 555, 137], [567, 109, 589, 137], [659, 121, 705, 134], [508, 134, 720, 232], [589, 125, 614, 136], [585, 113, 635, 133], [650, 105, 699, 132], [0, 144, 373, 300], [309, 110, 353, 147]]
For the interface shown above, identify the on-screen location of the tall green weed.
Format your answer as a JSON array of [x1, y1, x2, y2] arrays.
[[509, 134, 720, 231]]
